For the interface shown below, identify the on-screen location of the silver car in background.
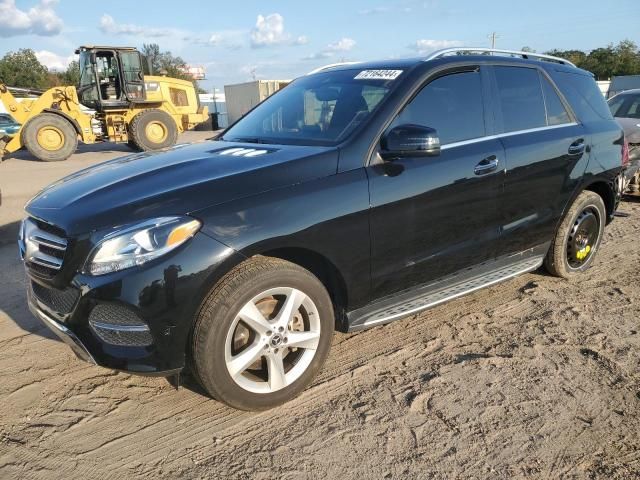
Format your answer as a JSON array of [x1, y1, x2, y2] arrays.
[[608, 89, 640, 193]]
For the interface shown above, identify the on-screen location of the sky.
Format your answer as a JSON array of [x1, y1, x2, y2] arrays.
[[0, 0, 639, 92]]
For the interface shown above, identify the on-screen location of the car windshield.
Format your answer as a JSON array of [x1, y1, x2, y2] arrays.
[[609, 93, 640, 119], [220, 69, 397, 146]]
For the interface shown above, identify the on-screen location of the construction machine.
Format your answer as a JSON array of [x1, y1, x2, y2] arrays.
[[0, 46, 209, 162]]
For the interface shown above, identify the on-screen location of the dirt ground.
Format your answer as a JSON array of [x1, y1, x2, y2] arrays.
[[0, 135, 639, 479]]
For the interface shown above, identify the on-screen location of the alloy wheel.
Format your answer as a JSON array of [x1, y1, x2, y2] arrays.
[[224, 287, 321, 394]]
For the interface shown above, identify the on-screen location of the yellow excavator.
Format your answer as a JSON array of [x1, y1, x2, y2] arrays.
[[0, 46, 209, 161]]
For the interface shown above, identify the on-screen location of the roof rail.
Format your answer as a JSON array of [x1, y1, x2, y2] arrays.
[[424, 47, 576, 67], [306, 61, 361, 75]]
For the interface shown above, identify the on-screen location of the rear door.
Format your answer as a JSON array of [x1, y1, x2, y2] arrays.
[[490, 65, 587, 255], [367, 66, 505, 299]]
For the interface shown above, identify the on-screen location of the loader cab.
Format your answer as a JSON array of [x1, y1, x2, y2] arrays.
[[77, 46, 146, 110]]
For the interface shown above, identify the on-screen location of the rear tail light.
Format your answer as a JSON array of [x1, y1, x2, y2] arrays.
[[622, 139, 630, 167]]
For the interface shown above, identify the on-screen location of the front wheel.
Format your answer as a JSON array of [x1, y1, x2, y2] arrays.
[[544, 190, 606, 278], [21, 113, 78, 162], [191, 257, 334, 410]]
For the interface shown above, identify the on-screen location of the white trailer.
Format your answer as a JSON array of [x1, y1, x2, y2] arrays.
[[224, 80, 290, 125]]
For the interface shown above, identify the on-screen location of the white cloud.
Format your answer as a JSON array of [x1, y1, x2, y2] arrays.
[[410, 39, 462, 54], [250, 13, 306, 48], [304, 37, 356, 61], [199, 29, 246, 49], [358, 6, 390, 15], [359, 5, 413, 15], [0, 0, 63, 37], [327, 38, 356, 52], [99, 14, 173, 38], [35, 50, 76, 71]]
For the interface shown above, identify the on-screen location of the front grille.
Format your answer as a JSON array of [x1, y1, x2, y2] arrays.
[[88, 304, 153, 347], [31, 280, 80, 314], [19, 218, 68, 276]]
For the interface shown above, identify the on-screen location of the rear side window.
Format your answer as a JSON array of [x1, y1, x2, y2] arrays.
[[540, 74, 571, 125], [609, 94, 640, 119], [392, 70, 485, 145], [551, 71, 614, 122], [494, 66, 547, 132]]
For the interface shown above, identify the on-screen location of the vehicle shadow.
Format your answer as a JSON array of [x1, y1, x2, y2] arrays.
[[0, 219, 20, 246], [5, 141, 133, 162], [0, 222, 58, 342], [622, 193, 640, 203]]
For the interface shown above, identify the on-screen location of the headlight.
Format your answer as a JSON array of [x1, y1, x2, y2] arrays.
[[85, 216, 201, 276]]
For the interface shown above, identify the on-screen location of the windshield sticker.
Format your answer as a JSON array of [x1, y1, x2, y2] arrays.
[[354, 70, 403, 80]]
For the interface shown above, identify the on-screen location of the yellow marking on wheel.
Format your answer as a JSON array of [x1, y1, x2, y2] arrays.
[[576, 245, 591, 260], [37, 126, 64, 151]]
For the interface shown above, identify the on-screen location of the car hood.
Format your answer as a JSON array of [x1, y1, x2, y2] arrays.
[[26, 141, 339, 236]]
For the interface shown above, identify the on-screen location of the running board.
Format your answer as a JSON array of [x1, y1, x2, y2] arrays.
[[347, 255, 544, 331]]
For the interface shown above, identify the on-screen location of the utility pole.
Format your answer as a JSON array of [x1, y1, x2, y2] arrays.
[[487, 32, 500, 49]]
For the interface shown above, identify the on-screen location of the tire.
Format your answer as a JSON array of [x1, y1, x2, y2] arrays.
[[192, 256, 334, 410], [21, 113, 78, 162], [128, 109, 178, 151], [544, 190, 606, 278]]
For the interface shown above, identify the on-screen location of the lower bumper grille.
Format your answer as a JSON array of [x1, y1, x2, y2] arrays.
[[88, 304, 153, 347], [31, 280, 80, 314]]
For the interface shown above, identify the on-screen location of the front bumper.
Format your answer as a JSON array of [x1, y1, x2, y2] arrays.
[[25, 232, 243, 376], [28, 289, 96, 365]]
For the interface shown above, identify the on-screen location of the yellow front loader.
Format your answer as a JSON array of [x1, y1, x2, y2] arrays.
[[0, 46, 208, 162]]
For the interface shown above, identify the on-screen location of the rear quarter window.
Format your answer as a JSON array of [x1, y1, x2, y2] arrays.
[[551, 71, 613, 122]]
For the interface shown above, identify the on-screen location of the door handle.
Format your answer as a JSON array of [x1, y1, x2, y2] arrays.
[[474, 155, 499, 175], [568, 139, 586, 155]]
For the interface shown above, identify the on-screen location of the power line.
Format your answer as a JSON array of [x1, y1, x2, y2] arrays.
[[487, 32, 500, 49]]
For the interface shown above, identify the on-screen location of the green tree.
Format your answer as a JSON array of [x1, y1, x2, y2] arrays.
[[0, 48, 49, 89], [545, 49, 588, 68], [60, 60, 80, 86], [141, 43, 202, 91], [546, 40, 640, 80], [141, 43, 190, 80]]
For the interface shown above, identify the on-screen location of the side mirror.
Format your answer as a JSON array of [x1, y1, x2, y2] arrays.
[[90, 52, 97, 64], [380, 124, 440, 160]]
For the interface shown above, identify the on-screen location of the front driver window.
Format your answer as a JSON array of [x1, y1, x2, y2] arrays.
[[390, 70, 485, 145]]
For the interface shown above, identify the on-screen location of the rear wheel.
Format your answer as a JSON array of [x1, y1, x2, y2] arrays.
[[128, 109, 178, 152], [192, 257, 334, 410], [544, 190, 606, 278], [22, 113, 78, 162]]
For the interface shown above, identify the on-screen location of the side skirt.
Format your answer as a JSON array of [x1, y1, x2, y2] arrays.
[[346, 247, 547, 332]]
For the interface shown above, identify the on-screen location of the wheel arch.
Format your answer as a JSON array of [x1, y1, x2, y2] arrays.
[[583, 179, 617, 221], [259, 247, 349, 332], [41, 108, 82, 135]]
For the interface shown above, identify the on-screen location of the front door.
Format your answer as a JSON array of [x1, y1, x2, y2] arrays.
[[367, 66, 505, 299], [118, 51, 146, 102]]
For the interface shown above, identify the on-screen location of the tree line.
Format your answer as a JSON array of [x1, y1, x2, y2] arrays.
[[0, 43, 201, 92], [544, 40, 640, 80]]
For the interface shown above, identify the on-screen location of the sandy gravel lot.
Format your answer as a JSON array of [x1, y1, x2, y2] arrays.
[[0, 135, 639, 479]]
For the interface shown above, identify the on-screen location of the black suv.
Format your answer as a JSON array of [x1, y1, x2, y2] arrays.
[[21, 48, 624, 410]]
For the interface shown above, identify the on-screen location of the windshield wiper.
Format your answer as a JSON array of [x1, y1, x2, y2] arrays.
[[227, 136, 271, 144]]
